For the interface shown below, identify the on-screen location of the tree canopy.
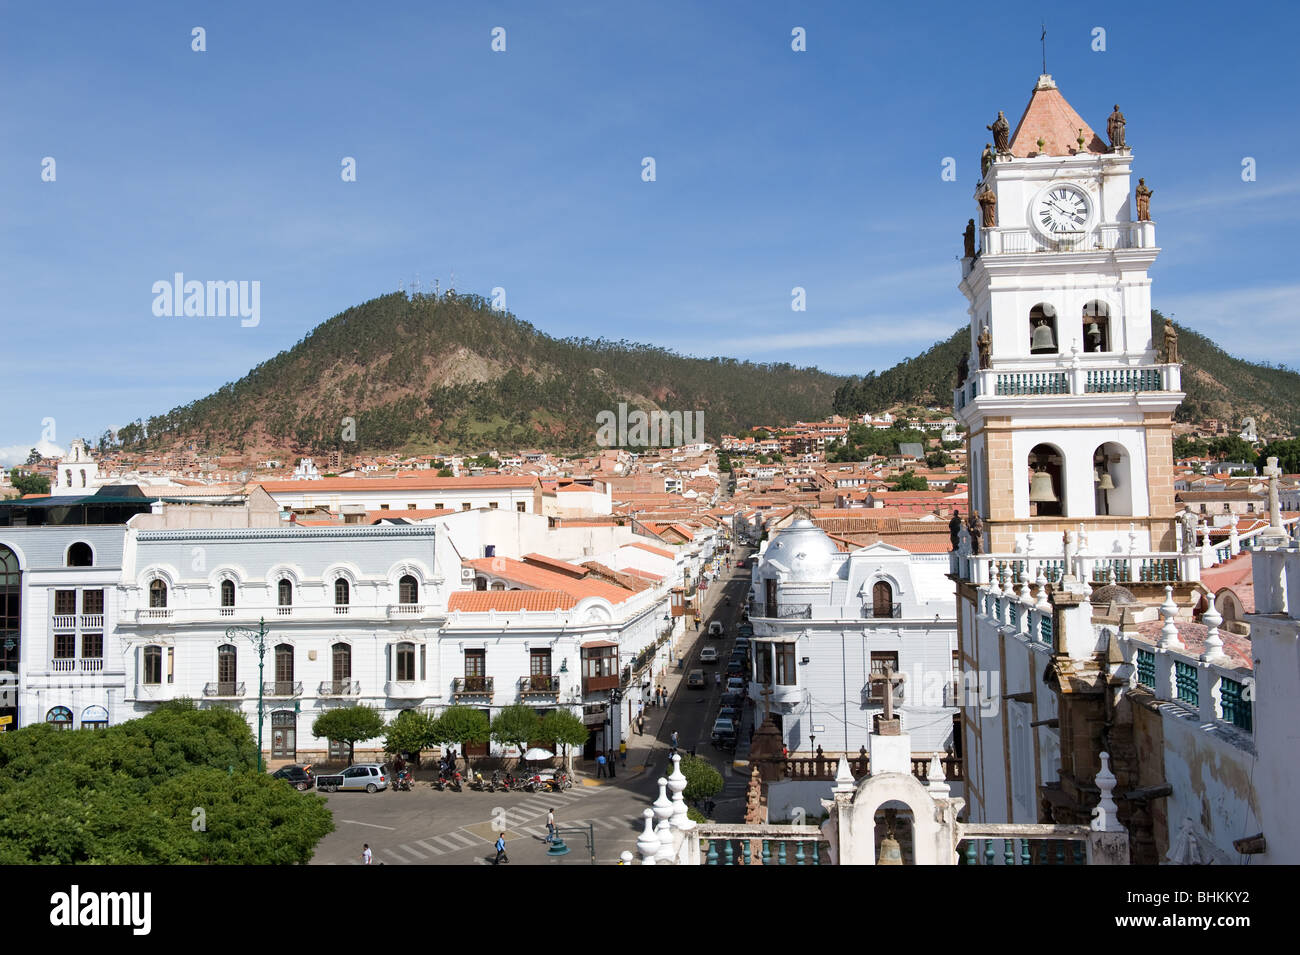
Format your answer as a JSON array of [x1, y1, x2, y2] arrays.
[[490, 705, 541, 761], [311, 705, 384, 764]]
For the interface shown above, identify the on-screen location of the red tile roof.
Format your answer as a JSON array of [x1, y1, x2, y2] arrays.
[[624, 541, 675, 559], [448, 590, 578, 612], [1133, 621, 1252, 671], [257, 474, 539, 493], [1008, 77, 1107, 158], [464, 556, 633, 603]]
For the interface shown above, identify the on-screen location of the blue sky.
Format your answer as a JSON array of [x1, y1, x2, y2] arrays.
[[3, 1, 1298, 463]]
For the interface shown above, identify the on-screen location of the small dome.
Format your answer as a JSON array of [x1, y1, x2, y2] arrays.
[[763, 518, 839, 582], [1091, 584, 1138, 607]]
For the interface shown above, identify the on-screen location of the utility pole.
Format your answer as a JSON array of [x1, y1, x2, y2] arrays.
[[226, 617, 271, 772]]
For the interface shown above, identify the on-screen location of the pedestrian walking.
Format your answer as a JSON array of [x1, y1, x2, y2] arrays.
[[637, 714, 646, 736], [596, 752, 607, 778], [619, 740, 627, 768], [670, 730, 679, 753], [494, 833, 509, 865], [715, 671, 721, 687], [545, 808, 556, 844], [362, 843, 372, 865]]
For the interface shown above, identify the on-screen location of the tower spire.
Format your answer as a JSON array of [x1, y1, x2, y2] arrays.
[[1041, 21, 1047, 75]]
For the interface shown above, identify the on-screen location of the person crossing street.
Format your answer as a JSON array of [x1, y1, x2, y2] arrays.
[[494, 833, 509, 865]]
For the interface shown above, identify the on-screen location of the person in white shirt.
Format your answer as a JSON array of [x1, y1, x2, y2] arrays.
[[362, 843, 372, 865]]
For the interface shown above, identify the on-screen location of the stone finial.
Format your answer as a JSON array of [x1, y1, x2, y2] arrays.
[[1090, 752, 1123, 832], [637, 808, 660, 864], [1020, 572, 1034, 605], [833, 754, 855, 793], [927, 754, 950, 796], [620, 850, 634, 865], [653, 776, 673, 822], [667, 752, 687, 798], [1158, 585, 1184, 651], [1200, 598, 1226, 663], [1035, 570, 1051, 613], [655, 818, 674, 861], [670, 781, 691, 830]]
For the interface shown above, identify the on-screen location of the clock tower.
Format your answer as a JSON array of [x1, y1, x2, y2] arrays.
[[956, 74, 1181, 559]]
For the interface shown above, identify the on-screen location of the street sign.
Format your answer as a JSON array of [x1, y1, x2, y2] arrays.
[[0, 715, 13, 726]]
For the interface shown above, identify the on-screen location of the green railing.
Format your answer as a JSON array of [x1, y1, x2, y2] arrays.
[[1085, 368, 1162, 393], [958, 837, 1086, 865], [1135, 649, 1155, 689], [996, 372, 1068, 396], [702, 837, 825, 865], [1039, 613, 1053, 645], [1138, 558, 1180, 582], [1175, 661, 1199, 706], [1220, 678, 1252, 732]]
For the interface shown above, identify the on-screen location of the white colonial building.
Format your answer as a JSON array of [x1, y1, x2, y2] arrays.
[[746, 518, 959, 756]]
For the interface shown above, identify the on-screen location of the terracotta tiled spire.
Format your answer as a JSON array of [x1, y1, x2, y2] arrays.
[[1008, 74, 1107, 157]]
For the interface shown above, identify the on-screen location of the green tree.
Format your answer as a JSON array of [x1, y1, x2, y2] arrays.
[[1208, 435, 1257, 465], [432, 705, 491, 772], [383, 709, 437, 765], [311, 705, 384, 765], [538, 708, 590, 773], [437, 467, 454, 477], [9, 470, 49, 496], [491, 704, 542, 765], [678, 754, 723, 803], [25, 448, 41, 465], [1257, 438, 1300, 475], [926, 450, 953, 468], [890, 470, 929, 491]]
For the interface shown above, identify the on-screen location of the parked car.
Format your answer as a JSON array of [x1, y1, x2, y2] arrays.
[[270, 764, 315, 791], [315, 764, 388, 793], [717, 704, 742, 725], [687, 668, 706, 689], [707, 621, 724, 637], [721, 689, 746, 707], [711, 717, 737, 748], [699, 645, 719, 663], [735, 635, 751, 649], [725, 659, 746, 678], [726, 676, 746, 693]]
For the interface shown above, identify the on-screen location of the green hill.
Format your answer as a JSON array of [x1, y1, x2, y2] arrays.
[[119, 292, 845, 456], [831, 310, 1300, 435]]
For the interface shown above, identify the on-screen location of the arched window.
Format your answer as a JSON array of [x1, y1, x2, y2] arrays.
[[217, 644, 237, 693], [277, 578, 293, 606], [332, 643, 352, 694], [0, 546, 20, 676], [46, 706, 73, 730], [1082, 301, 1110, 353], [274, 644, 294, 693], [142, 645, 163, 684], [399, 574, 418, 604], [66, 542, 93, 567], [220, 579, 236, 608], [395, 642, 416, 681], [872, 581, 894, 617], [1093, 442, 1133, 516], [148, 579, 168, 608], [1028, 444, 1065, 517], [79, 469, 86, 488], [334, 578, 350, 606], [1029, 303, 1059, 355]]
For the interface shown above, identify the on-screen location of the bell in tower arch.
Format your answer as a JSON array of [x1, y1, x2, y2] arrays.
[[1030, 318, 1057, 354]]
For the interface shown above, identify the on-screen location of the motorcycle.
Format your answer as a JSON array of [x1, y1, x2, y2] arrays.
[[449, 770, 463, 792], [508, 772, 529, 792], [391, 768, 413, 792], [470, 771, 490, 792], [489, 769, 505, 792], [545, 771, 572, 792]]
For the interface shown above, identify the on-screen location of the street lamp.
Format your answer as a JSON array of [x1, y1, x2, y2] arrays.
[[226, 616, 271, 772]]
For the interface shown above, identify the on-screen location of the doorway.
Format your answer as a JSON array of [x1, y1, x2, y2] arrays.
[[271, 710, 297, 760]]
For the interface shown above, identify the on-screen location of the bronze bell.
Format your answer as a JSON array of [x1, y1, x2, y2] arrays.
[[1030, 320, 1057, 353], [1029, 469, 1058, 503], [878, 809, 903, 865], [1098, 470, 1116, 491], [1086, 321, 1102, 348]]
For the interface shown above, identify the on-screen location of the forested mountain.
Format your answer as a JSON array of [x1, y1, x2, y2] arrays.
[[120, 292, 844, 456], [831, 310, 1300, 435]]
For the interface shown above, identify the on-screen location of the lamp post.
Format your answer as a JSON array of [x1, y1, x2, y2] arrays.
[[226, 617, 271, 772]]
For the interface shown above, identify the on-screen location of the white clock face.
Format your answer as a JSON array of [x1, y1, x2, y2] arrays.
[[1035, 185, 1090, 235]]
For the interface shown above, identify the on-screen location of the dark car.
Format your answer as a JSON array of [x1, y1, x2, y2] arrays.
[[717, 704, 742, 725], [271, 764, 315, 791], [721, 689, 746, 707], [710, 717, 738, 749], [725, 659, 746, 678]]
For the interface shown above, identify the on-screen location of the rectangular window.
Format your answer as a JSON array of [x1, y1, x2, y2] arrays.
[[420, 644, 426, 681], [82, 632, 103, 659], [755, 643, 773, 684], [775, 643, 797, 686], [462, 502, 472, 511], [54, 631, 75, 658], [870, 652, 900, 701], [143, 646, 162, 685], [582, 646, 616, 678], [490, 501, 499, 509], [516, 502, 526, 513], [380, 504, 389, 510], [81, 590, 104, 615], [55, 590, 77, 615], [465, 649, 486, 678], [396, 644, 416, 682], [167, 646, 174, 684], [531, 649, 552, 676], [408, 504, 417, 510]]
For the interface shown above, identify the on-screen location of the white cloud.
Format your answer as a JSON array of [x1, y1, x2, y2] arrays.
[[0, 439, 65, 469], [1160, 179, 1300, 215], [1158, 284, 1300, 363]]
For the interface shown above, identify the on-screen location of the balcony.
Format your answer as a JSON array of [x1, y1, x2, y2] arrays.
[[318, 680, 361, 697], [452, 676, 494, 699], [262, 680, 303, 698], [979, 221, 1152, 257], [384, 679, 432, 699], [140, 608, 172, 622], [203, 681, 246, 698], [387, 603, 424, 618], [861, 603, 902, 619], [52, 615, 76, 630], [955, 362, 1181, 411], [132, 682, 179, 702], [776, 603, 812, 619], [50, 657, 76, 673], [519, 675, 559, 698], [583, 674, 620, 695]]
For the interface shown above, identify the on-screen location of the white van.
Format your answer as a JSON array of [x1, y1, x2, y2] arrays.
[[708, 621, 724, 637]]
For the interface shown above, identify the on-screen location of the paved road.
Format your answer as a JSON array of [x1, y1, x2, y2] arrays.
[[310, 536, 757, 865]]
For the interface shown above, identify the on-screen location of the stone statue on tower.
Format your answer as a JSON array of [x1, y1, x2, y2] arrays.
[[1107, 105, 1127, 149], [976, 186, 997, 227], [1161, 318, 1179, 364], [1135, 178, 1153, 221], [987, 112, 1010, 153], [963, 218, 976, 258], [981, 143, 993, 177], [976, 324, 992, 370]]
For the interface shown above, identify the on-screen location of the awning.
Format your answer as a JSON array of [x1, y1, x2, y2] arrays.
[[580, 640, 618, 649]]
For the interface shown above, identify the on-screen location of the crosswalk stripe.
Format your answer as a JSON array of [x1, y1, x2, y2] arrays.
[[396, 844, 428, 859], [523, 826, 547, 838], [446, 831, 482, 847], [588, 818, 618, 830], [431, 834, 466, 851], [416, 840, 445, 855], [378, 848, 408, 863]]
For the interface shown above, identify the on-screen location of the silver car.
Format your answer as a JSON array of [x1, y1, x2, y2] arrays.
[[316, 763, 388, 793]]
